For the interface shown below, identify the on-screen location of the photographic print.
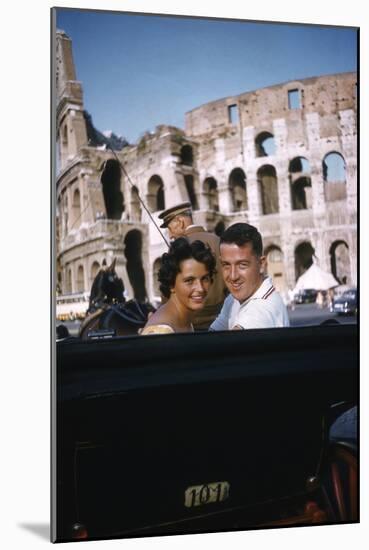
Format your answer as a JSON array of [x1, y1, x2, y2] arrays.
[[52, 7, 358, 543]]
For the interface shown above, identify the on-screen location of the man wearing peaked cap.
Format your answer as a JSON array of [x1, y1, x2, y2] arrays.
[[158, 202, 226, 330], [158, 202, 193, 233]]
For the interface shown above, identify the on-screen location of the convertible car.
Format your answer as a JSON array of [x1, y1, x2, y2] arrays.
[[53, 324, 358, 542]]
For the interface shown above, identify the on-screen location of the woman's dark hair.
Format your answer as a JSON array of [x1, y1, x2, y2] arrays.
[[220, 223, 263, 256], [158, 237, 216, 298]]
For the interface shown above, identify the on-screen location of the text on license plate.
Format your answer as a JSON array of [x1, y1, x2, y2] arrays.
[[184, 481, 230, 508]]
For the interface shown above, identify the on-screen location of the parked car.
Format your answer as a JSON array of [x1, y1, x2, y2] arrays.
[[331, 289, 357, 315], [294, 288, 318, 304]]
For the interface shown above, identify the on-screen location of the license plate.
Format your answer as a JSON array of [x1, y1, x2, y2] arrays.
[[184, 481, 230, 508]]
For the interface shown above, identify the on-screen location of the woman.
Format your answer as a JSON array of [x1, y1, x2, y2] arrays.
[[141, 238, 216, 335]]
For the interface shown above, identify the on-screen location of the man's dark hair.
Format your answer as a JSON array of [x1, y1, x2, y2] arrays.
[[220, 223, 263, 256], [159, 237, 216, 298]]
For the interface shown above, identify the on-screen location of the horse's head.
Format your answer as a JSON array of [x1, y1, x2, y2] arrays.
[[88, 258, 125, 312], [102, 258, 125, 302]]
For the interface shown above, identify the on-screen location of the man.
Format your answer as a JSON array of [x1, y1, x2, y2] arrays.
[[210, 223, 289, 330], [158, 202, 226, 329]]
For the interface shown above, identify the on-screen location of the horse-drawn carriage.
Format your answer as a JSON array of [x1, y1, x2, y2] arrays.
[[54, 321, 357, 542]]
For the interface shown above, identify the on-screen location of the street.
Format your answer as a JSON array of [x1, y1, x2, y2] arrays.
[[288, 302, 357, 327]]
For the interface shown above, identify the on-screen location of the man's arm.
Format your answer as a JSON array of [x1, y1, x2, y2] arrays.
[[209, 294, 233, 331], [232, 302, 277, 330]]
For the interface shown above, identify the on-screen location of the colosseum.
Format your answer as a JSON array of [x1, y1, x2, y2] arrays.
[[55, 29, 357, 308]]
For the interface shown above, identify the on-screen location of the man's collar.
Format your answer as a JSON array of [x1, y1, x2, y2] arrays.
[[185, 225, 206, 235], [238, 276, 274, 306], [251, 276, 274, 299]]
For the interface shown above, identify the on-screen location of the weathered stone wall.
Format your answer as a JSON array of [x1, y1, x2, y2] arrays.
[[180, 72, 357, 293], [185, 73, 356, 136], [55, 28, 357, 304]]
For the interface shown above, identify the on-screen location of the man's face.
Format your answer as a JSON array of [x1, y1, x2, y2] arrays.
[[220, 242, 266, 303], [167, 216, 185, 240]]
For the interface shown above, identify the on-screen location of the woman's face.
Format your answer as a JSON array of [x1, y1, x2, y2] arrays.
[[171, 258, 211, 311]]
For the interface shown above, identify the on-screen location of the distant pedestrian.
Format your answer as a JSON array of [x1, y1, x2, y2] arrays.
[[316, 291, 323, 308], [288, 288, 296, 311], [327, 288, 334, 309]]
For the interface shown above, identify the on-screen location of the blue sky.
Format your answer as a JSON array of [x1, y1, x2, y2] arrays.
[[55, 9, 357, 144]]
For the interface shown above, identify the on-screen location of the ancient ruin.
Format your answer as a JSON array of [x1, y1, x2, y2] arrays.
[[55, 29, 357, 306]]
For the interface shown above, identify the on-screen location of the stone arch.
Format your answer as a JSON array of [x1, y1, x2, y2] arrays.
[[62, 124, 68, 148], [97, 158, 108, 173], [203, 177, 219, 211], [56, 270, 62, 295], [323, 152, 347, 201], [61, 124, 68, 164], [66, 267, 72, 294], [100, 159, 124, 219], [124, 230, 147, 302], [215, 221, 225, 237], [229, 168, 247, 211], [152, 258, 162, 297], [289, 157, 312, 210], [56, 138, 61, 174], [294, 241, 315, 281], [264, 244, 286, 294], [184, 175, 199, 209], [130, 186, 142, 222], [147, 175, 165, 212], [329, 240, 350, 284], [63, 193, 69, 236], [90, 261, 100, 286], [255, 131, 276, 157], [180, 145, 193, 166], [257, 165, 279, 214], [76, 265, 84, 292], [71, 188, 81, 228]]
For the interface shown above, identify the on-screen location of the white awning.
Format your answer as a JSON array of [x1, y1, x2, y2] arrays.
[[294, 263, 339, 292]]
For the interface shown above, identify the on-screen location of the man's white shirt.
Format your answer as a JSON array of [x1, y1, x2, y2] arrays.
[[210, 276, 290, 330]]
